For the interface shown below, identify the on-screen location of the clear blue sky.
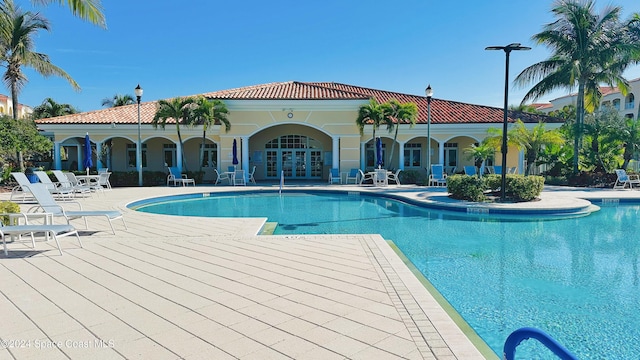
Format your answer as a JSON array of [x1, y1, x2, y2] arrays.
[[16, 0, 640, 112]]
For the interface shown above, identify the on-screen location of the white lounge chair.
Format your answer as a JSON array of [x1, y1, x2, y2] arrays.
[[614, 169, 640, 189], [233, 170, 246, 186], [374, 169, 388, 187], [358, 169, 374, 185], [33, 171, 73, 198], [464, 166, 477, 176], [167, 167, 195, 186], [328, 168, 341, 184], [26, 183, 126, 235], [429, 164, 447, 186], [10, 172, 34, 202], [52, 170, 92, 197], [1, 215, 81, 256], [387, 169, 402, 185], [248, 166, 256, 184], [345, 168, 359, 184]]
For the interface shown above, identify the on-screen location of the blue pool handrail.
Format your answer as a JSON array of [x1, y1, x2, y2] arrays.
[[503, 327, 578, 360]]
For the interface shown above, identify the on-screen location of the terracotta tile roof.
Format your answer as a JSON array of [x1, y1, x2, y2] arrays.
[[200, 81, 369, 100], [35, 81, 561, 125]]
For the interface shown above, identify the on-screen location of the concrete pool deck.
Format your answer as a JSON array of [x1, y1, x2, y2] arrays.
[[1, 184, 639, 359]]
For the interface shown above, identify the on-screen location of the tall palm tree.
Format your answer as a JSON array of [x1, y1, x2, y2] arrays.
[[0, 0, 79, 120], [31, 97, 77, 119], [0, 0, 79, 170], [31, 0, 105, 27], [514, 0, 640, 174], [191, 96, 230, 173], [617, 117, 640, 170], [509, 120, 565, 175], [356, 98, 392, 168], [152, 97, 196, 171], [383, 99, 418, 169], [101, 94, 134, 107]]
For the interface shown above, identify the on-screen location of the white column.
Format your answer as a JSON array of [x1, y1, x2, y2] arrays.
[[96, 142, 103, 169], [76, 145, 82, 171], [518, 150, 525, 174], [360, 142, 366, 170], [242, 136, 249, 175], [398, 142, 405, 170], [332, 136, 339, 170], [177, 142, 183, 173], [54, 142, 62, 170], [438, 140, 445, 166]]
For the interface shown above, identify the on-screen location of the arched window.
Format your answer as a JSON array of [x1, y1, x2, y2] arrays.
[[626, 94, 635, 109]]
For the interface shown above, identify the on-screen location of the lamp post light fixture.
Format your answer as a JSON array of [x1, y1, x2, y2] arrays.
[[425, 85, 433, 180], [485, 43, 530, 201], [134, 84, 143, 187]]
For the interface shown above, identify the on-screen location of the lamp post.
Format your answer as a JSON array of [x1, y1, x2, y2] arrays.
[[485, 43, 530, 201], [425, 85, 433, 180], [135, 84, 143, 187]]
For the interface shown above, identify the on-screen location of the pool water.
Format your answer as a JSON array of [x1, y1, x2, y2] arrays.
[[135, 192, 640, 359]]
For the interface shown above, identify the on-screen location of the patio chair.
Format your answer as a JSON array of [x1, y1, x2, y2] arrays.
[[52, 170, 92, 196], [387, 169, 402, 185], [167, 167, 195, 186], [328, 168, 341, 184], [358, 169, 374, 185], [1, 217, 82, 256], [214, 169, 231, 185], [345, 168, 359, 184], [96, 172, 112, 191], [493, 165, 503, 175], [34, 171, 73, 199], [233, 170, 246, 186], [374, 169, 388, 187], [26, 183, 127, 235], [429, 164, 447, 186], [614, 169, 640, 189], [464, 166, 477, 176], [248, 166, 256, 184], [9, 172, 34, 202]]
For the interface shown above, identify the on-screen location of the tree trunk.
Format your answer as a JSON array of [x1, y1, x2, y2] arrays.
[[574, 81, 585, 174], [388, 125, 399, 169]]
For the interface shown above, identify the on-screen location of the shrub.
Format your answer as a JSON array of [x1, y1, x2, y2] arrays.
[[482, 174, 502, 191], [447, 175, 486, 202], [399, 170, 427, 185], [447, 174, 544, 202], [506, 175, 544, 201], [0, 200, 20, 225]]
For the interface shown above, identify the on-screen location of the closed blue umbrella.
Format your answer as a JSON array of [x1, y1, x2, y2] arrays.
[[376, 137, 383, 168], [83, 133, 93, 175], [232, 139, 239, 165]]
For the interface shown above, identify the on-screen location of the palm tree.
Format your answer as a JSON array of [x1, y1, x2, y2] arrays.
[[617, 117, 640, 170], [101, 94, 135, 107], [31, 97, 77, 119], [152, 97, 196, 171], [383, 99, 418, 169], [356, 98, 392, 168], [30, 0, 105, 27], [191, 96, 230, 173], [464, 142, 495, 176], [0, 0, 79, 171], [509, 120, 565, 175], [0, 0, 80, 121], [514, 0, 640, 174]]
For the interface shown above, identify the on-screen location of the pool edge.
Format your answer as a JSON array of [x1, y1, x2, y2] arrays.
[[386, 240, 500, 360]]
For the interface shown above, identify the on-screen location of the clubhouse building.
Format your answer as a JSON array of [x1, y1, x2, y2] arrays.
[[34, 81, 561, 183]]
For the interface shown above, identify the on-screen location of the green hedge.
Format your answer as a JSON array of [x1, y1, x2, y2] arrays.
[[446, 174, 544, 202], [399, 170, 428, 185], [0, 200, 20, 225]]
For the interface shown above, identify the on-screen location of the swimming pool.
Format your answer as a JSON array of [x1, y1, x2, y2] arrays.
[[132, 191, 640, 359]]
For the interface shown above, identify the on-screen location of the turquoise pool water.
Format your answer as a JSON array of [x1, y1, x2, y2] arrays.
[[133, 191, 640, 359]]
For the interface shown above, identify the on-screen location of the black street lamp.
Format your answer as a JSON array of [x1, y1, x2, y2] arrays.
[[134, 84, 143, 187], [485, 43, 530, 201], [425, 85, 433, 180]]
